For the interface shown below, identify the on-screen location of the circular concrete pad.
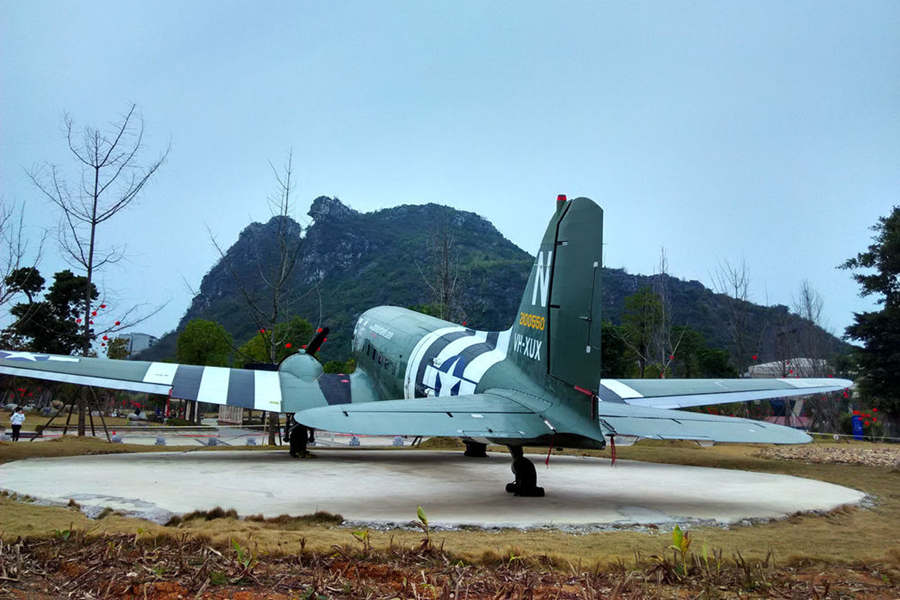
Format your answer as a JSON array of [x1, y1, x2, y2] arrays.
[[0, 450, 865, 528]]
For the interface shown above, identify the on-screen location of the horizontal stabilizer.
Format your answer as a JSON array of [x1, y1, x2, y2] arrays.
[[597, 401, 811, 444], [599, 378, 852, 409], [297, 393, 552, 439]]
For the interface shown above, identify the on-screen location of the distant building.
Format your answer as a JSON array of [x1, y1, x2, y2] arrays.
[[745, 357, 828, 378], [118, 333, 158, 357]]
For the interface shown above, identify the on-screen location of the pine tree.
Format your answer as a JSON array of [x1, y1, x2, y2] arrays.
[[841, 206, 900, 419]]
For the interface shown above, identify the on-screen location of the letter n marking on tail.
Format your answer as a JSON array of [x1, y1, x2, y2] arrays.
[[531, 251, 553, 308]]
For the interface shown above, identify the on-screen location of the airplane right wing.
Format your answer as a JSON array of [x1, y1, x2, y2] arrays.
[[599, 377, 852, 409]]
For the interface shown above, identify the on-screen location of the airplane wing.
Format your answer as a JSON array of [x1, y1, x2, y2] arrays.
[[0, 349, 305, 413], [297, 387, 807, 445], [598, 377, 852, 409], [595, 401, 811, 444], [297, 392, 554, 439]]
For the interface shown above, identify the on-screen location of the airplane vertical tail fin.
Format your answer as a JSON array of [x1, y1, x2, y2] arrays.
[[509, 196, 604, 394]]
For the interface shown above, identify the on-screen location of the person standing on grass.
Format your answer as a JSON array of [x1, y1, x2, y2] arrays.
[[10, 406, 25, 442]]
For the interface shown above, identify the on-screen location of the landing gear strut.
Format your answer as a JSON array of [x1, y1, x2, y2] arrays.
[[289, 424, 309, 458], [505, 446, 545, 497]]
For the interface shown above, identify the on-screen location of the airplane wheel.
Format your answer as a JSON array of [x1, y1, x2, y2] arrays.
[[464, 441, 488, 457], [511, 456, 545, 497]]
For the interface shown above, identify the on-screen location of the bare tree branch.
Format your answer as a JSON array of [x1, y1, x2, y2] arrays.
[[0, 200, 46, 308]]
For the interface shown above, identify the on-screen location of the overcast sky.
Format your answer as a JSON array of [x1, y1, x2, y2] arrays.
[[1, 1, 897, 343]]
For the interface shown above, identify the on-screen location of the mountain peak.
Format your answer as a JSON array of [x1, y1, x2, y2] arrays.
[[309, 196, 357, 221]]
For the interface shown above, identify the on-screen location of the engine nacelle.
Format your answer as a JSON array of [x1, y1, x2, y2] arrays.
[[279, 352, 323, 382]]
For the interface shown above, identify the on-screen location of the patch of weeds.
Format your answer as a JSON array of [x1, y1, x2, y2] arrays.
[[209, 570, 228, 585], [415, 505, 430, 551], [668, 524, 692, 576], [244, 511, 343, 528], [177, 506, 239, 523], [352, 529, 372, 554], [164, 515, 182, 527]]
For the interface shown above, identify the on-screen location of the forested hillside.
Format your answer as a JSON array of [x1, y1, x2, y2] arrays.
[[138, 197, 848, 366]]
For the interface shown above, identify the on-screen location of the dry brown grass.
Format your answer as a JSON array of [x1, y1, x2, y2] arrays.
[[0, 437, 898, 569]]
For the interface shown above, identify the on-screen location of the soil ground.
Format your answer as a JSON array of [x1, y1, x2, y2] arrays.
[[0, 437, 898, 598]]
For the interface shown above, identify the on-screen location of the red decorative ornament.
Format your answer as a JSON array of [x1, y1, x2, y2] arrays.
[[873, 418, 878, 423], [301, 344, 307, 349], [669, 354, 675, 360], [101, 343, 106, 347], [285, 343, 292, 349], [259, 329, 266, 334], [76, 318, 82, 323], [100, 304, 106, 309], [788, 369, 794, 374], [317, 328, 323, 334], [462, 321, 468, 326], [323, 337, 327, 343], [873, 408, 878, 412], [89, 320, 94, 324], [102, 335, 108, 340], [752, 354, 758, 361], [842, 390, 849, 398], [864, 421, 870, 426], [91, 311, 97, 316], [852, 410, 859, 415]]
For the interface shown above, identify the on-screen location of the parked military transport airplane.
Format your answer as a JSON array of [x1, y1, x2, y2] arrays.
[[0, 196, 851, 495]]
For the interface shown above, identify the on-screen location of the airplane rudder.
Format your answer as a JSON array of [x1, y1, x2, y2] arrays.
[[508, 197, 569, 380]]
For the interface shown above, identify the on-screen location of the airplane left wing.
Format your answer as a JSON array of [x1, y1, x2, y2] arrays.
[[297, 392, 553, 439], [599, 377, 852, 409], [0, 350, 296, 413]]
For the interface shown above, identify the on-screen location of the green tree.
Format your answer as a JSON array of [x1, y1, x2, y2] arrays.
[[106, 337, 129, 360], [621, 287, 663, 377], [323, 358, 357, 374], [176, 319, 233, 367], [669, 326, 738, 379], [235, 316, 313, 367], [3, 269, 97, 354], [4, 267, 44, 303], [600, 321, 636, 378], [409, 303, 447, 319], [840, 205, 900, 419]]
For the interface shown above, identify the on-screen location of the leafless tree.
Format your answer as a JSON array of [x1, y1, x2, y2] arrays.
[[0, 200, 45, 308], [417, 215, 462, 322], [651, 247, 686, 376], [710, 259, 758, 374], [27, 104, 169, 435], [790, 280, 838, 431], [209, 150, 314, 444]]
